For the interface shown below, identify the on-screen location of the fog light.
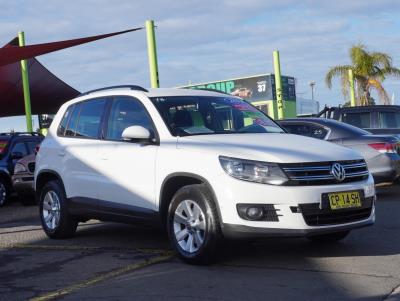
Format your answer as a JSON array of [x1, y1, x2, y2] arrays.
[[246, 207, 264, 220]]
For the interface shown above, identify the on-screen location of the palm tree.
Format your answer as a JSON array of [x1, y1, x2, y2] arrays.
[[325, 44, 400, 105]]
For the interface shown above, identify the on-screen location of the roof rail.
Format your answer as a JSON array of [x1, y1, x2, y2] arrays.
[[79, 85, 148, 97], [0, 132, 43, 137], [181, 87, 231, 96]]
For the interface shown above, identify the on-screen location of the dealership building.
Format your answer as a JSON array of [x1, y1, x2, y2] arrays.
[[181, 74, 318, 119]]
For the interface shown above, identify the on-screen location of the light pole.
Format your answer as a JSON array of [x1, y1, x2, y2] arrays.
[[309, 81, 316, 101]]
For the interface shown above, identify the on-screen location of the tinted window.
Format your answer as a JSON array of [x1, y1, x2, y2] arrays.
[[150, 96, 283, 136], [65, 104, 81, 137], [341, 112, 371, 128], [310, 125, 328, 139], [12, 142, 28, 157], [57, 106, 73, 136], [106, 97, 154, 140], [379, 112, 400, 128], [26, 141, 40, 154], [71, 99, 106, 138], [283, 123, 328, 140]]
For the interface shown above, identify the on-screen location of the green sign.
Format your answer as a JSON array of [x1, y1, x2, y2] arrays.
[[181, 74, 296, 103]]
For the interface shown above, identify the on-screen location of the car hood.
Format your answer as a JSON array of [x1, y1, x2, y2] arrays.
[[177, 133, 363, 163]]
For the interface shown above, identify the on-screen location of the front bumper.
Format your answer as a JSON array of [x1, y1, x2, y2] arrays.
[[12, 174, 34, 194], [212, 172, 376, 238], [222, 216, 374, 239]]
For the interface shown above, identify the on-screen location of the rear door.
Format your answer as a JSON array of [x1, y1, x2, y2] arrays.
[[58, 98, 107, 204]]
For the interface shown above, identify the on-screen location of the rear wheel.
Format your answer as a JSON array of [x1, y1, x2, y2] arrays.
[[0, 178, 9, 207], [39, 180, 78, 238], [307, 230, 350, 243], [167, 184, 221, 265]]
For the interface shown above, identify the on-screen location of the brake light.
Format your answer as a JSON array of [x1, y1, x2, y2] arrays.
[[0, 141, 8, 154], [368, 142, 397, 153]]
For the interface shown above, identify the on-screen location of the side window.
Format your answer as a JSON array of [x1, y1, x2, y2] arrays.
[[12, 142, 28, 157], [106, 97, 154, 140], [75, 99, 106, 138], [309, 125, 328, 139], [379, 112, 400, 128], [341, 112, 371, 128], [26, 141, 40, 154], [282, 123, 311, 136], [65, 104, 81, 137], [57, 106, 73, 136]]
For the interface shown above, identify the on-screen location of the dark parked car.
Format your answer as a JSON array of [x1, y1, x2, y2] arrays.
[[0, 132, 43, 206], [278, 118, 400, 184], [318, 105, 400, 137], [12, 153, 37, 205]]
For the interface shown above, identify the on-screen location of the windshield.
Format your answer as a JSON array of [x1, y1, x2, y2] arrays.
[[150, 96, 284, 136]]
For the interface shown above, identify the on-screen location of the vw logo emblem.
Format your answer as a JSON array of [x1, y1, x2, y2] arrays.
[[331, 163, 346, 182]]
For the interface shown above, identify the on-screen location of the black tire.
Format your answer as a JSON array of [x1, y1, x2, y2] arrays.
[[307, 230, 350, 243], [167, 184, 222, 265], [39, 180, 78, 238], [0, 177, 10, 207]]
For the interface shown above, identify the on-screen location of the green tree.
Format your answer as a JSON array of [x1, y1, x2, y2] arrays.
[[325, 44, 400, 105]]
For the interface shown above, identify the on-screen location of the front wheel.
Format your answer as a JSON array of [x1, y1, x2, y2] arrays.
[[307, 230, 350, 243], [39, 180, 78, 238], [167, 184, 221, 265]]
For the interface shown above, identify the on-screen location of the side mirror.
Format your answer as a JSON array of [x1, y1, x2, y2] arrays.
[[121, 126, 151, 142], [11, 151, 24, 160]]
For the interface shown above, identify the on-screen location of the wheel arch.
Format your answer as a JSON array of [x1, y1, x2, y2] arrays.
[[159, 172, 221, 226], [36, 169, 65, 199]]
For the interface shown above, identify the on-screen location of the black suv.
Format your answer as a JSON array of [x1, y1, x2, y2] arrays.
[[318, 105, 400, 137], [0, 132, 43, 206]]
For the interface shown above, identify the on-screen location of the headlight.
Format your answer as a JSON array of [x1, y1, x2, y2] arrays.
[[219, 156, 288, 185], [14, 163, 27, 174]]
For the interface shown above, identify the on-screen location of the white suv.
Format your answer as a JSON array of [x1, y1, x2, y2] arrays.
[[35, 86, 376, 264]]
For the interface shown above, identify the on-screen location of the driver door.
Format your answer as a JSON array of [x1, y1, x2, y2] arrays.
[[97, 96, 158, 213]]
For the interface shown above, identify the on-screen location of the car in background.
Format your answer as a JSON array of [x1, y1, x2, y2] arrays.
[[0, 132, 43, 206], [278, 118, 400, 184], [12, 153, 37, 205], [318, 105, 400, 137]]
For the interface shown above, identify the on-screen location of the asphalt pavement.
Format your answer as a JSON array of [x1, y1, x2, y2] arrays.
[[0, 186, 400, 301]]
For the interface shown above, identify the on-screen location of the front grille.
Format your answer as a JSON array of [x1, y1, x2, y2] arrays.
[[299, 196, 374, 226], [280, 159, 369, 186], [28, 162, 35, 173]]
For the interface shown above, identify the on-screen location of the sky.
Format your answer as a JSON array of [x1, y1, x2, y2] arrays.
[[1, 0, 400, 131]]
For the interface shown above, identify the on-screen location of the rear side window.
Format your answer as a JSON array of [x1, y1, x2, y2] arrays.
[[75, 99, 106, 138], [57, 106, 73, 136], [283, 123, 328, 139], [65, 104, 81, 137], [341, 112, 371, 128], [379, 112, 400, 128]]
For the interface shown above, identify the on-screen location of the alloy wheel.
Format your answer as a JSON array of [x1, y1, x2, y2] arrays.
[[42, 191, 61, 230], [173, 199, 206, 253]]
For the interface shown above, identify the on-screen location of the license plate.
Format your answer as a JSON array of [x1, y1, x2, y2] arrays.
[[328, 191, 362, 210]]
